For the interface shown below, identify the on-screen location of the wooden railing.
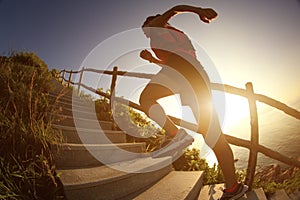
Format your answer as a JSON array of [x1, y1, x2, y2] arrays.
[[57, 67, 300, 190]]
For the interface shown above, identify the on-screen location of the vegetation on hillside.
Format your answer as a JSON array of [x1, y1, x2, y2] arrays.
[[0, 52, 64, 199], [94, 91, 165, 152]]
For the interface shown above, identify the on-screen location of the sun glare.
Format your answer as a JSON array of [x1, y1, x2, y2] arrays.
[[157, 95, 183, 118], [158, 93, 250, 134], [222, 93, 250, 132]]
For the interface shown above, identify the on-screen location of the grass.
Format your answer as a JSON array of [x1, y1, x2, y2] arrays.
[[0, 52, 64, 199]]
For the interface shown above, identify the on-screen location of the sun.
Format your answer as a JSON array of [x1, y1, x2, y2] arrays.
[[221, 93, 250, 132]]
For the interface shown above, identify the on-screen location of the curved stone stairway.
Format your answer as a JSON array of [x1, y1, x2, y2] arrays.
[[50, 81, 271, 200]]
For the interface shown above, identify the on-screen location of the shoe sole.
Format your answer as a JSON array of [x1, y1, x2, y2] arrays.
[[230, 185, 248, 200], [151, 137, 194, 158]]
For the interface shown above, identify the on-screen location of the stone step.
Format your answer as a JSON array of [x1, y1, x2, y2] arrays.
[[51, 78, 72, 92], [53, 106, 100, 121], [53, 103, 97, 120], [50, 95, 95, 112], [53, 114, 110, 129], [52, 124, 125, 143], [288, 189, 300, 200], [98, 120, 113, 130], [248, 188, 268, 200], [198, 184, 267, 200], [269, 189, 291, 200], [49, 91, 93, 105], [53, 142, 146, 169], [54, 114, 114, 133], [58, 156, 173, 200], [131, 171, 203, 200]]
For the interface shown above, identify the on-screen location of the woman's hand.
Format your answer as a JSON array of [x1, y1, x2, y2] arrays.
[[198, 8, 218, 23], [140, 49, 153, 62]]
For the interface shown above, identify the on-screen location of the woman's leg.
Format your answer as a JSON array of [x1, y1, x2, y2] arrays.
[[213, 134, 238, 189], [139, 83, 178, 137], [191, 75, 238, 189], [167, 55, 239, 189], [195, 88, 238, 189]]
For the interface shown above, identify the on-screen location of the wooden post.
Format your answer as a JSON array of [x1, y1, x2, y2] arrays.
[[245, 82, 259, 190], [77, 68, 85, 95], [67, 70, 73, 88], [110, 66, 118, 129], [61, 70, 66, 83]]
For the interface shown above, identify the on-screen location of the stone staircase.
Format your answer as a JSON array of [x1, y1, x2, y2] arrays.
[[50, 81, 271, 200]]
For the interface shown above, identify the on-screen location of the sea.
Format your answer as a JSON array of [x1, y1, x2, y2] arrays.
[[192, 99, 300, 170]]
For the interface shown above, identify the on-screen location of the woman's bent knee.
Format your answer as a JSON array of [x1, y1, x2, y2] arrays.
[[139, 95, 156, 112]]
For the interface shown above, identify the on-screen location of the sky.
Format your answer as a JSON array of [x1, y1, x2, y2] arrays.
[[1, 0, 300, 121]]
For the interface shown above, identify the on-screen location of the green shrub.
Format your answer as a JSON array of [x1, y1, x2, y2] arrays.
[[94, 92, 164, 152], [0, 52, 64, 199], [94, 89, 111, 121], [114, 102, 163, 147], [173, 148, 207, 171], [173, 148, 226, 184]]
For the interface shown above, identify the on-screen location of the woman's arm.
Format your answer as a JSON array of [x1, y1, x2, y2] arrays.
[[147, 5, 218, 27]]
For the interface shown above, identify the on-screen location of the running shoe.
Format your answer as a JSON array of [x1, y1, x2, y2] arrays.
[[151, 129, 194, 158], [218, 183, 248, 200]]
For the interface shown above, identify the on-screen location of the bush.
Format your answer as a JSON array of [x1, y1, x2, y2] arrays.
[[0, 52, 64, 199], [94, 93, 165, 152], [94, 89, 111, 121], [113, 101, 164, 151], [173, 148, 226, 184]]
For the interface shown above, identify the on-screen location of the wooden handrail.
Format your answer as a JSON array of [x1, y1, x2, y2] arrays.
[[56, 67, 300, 189], [58, 69, 300, 120]]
